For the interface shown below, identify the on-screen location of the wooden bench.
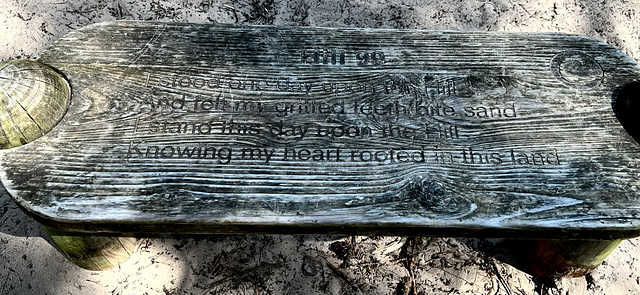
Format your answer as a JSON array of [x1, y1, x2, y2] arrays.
[[1, 21, 639, 276]]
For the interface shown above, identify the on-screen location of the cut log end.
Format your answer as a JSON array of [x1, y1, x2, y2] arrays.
[[613, 81, 640, 144], [527, 239, 622, 277], [43, 226, 138, 271], [0, 60, 70, 149]]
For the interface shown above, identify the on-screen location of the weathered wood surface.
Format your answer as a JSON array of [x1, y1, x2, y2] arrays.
[[0, 60, 70, 149], [1, 21, 640, 238], [43, 225, 138, 271], [527, 239, 622, 277]]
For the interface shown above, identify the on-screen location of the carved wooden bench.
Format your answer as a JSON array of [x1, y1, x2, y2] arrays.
[[1, 21, 639, 277]]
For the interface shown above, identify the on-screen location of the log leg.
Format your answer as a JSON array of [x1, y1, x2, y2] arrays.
[[42, 226, 138, 271], [527, 239, 622, 277]]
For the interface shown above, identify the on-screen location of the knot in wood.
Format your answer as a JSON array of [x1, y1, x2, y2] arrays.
[[0, 60, 70, 149], [409, 178, 476, 219]]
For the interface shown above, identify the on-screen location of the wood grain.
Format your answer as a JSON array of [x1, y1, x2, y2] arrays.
[[0, 60, 70, 149], [527, 239, 622, 277], [43, 225, 138, 271], [1, 21, 640, 238]]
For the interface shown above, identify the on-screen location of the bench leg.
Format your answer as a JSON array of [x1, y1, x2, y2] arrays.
[[42, 226, 138, 271], [527, 239, 622, 277]]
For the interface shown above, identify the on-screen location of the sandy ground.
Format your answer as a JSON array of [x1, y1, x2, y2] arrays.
[[1, 0, 640, 294]]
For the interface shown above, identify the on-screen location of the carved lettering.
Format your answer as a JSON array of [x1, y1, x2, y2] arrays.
[[126, 71, 559, 168]]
